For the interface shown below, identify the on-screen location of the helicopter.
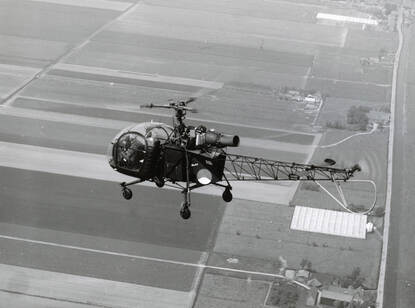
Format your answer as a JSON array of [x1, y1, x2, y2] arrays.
[[107, 98, 362, 219]]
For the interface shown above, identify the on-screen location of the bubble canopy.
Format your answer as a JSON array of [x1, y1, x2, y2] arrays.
[[108, 122, 173, 175]]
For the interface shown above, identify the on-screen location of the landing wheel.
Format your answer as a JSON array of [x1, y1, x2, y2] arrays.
[[180, 202, 191, 220], [154, 177, 165, 188], [222, 188, 233, 203], [122, 188, 133, 200]]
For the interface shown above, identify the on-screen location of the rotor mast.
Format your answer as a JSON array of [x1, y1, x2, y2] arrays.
[[141, 98, 196, 139]]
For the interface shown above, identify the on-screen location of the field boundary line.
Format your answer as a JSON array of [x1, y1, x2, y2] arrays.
[[0, 288, 110, 308], [0, 234, 310, 290]]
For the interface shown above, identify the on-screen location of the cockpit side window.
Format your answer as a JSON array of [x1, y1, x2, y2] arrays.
[[145, 126, 173, 143]]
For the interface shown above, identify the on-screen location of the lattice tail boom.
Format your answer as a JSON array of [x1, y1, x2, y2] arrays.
[[223, 153, 359, 182]]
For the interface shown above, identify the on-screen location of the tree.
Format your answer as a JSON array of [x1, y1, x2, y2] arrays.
[[372, 207, 385, 217], [378, 48, 388, 60], [379, 104, 390, 113], [280, 86, 289, 93], [326, 120, 346, 130], [350, 267, 361, 281], [384, 3, 397, 15], [348, 203, 366, 213], [341, 267, 365, 288], [347, 106, 370, 131], [333, 300, 344, 308], [300, 258, 312, 270], [269, 283, 299, 307]]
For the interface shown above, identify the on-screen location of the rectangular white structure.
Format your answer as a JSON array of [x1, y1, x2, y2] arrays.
[[290, 206, 367, 239], [316, 13, 378, 26]]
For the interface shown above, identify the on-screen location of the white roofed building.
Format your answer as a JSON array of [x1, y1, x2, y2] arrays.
[[290, 206, 368, 239], [316, 13, 378, 26]]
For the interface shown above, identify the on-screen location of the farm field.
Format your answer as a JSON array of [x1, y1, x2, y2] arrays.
[[317, 97, 390, 126], [0, 0, 399, 307], [289, 129, 388, 291], [210, 199, 382, 290], [294, 129, 388, 210]]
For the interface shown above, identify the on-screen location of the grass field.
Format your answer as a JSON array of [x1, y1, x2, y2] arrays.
[[211, 199, 382, 289], [195, 273, 270, 308], [345, 29, 398, 54], [317, 97, 390, 126], [311, 50, 393, 85], [288, 127, 388, 288], [306, 77, 391, 102], [306, 26, 396, 101], [294, 129, 388, 209], [116, 3, 348, 48], [20, 74, 316, 131], [0, 1, 400, 307], [67, 40, 312, 77], [148, 0, 321, 24]]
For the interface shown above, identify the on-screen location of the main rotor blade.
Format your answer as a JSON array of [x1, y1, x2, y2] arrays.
[[190, 87, 218, 99], [183, 97, 196, 104], [140, 103, 172, 109]]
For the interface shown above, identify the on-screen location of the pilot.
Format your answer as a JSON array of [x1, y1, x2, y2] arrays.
[[119, 134, 146, 170], [118, 136, 131, 168]]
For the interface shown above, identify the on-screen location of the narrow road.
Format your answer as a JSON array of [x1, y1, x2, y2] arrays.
[[382, 10, 415, 308]]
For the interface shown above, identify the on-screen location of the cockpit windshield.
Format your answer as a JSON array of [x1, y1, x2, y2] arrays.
[[115, 132, 147, 172], [108, 122, 174, 174]]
